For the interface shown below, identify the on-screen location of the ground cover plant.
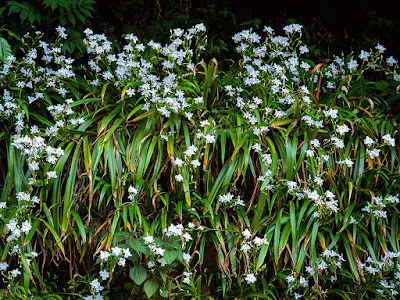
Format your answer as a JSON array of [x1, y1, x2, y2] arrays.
[[0, 21, 399, 300]]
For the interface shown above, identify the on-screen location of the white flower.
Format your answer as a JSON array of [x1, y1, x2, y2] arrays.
[[286, 181, 298, 192], [56, 26, 68, 39], [183, 232, 192, 242], [364, 136, 375, 147], [359, 50, 371, 61], [299, 45, 309, 54], [242, 229, 252, 239], [240, 243, 251, 253], [386, 195, 399, 204], [236, 197, 245, 206], [143, 235, 154, 244], [336, 158, 354, 167], [253, 236, 268, 247], [244, 273, 257, 284], [194, 96, 203, 104], [182, 271, 192, 284], [0, 261, 9, 271], [165, 223, 184, 237], [84, 28, 93, 36], [314, 176, 324, 186], [111, 247, 122, 256], [347, 59, 358, 72], [331, 137, 344, 148], [318, 259, 328, 271], [286, 274, 295, 284], [375, 43, 386, 53], [386, 56, 397, 66], [175, 174, 184, 182], [173, 158, 184, 167], [46, 171, 57, 179], [90, 278, 103, 293], [257, 175, 265, 182], [373, 210, 387, 218], [21, 220, 32, 233], [306, 150, 314, 157], [365, 266, 379, 275], [153, 247, 165, 257], [367, 148, 381, 159], [10, 268, 21, 277], [182, 276, 191, 284], [118, 257, 126, 267], [184, 145, 198, 157], [218, 192, 234, 203], [252, 143, 262, 152], [300, 61, 311, 71], [191, 159, 201, 168], [336, 124, 350, 135], [128, 185, 138, 195], [305, 266, 315, 276], [263, 26, 274, 34], [99, 250, 110, 261], [30, 125, 39, 134], [310, 139, 320, 148], [200, 120, 210, 127], [382, 134, 395, 146], [123, 248, 132, 258], [183, 253, 191, 263], [323, 108, 338, 119], [99, 270, 110, 280], [204, 134, 215, 144]]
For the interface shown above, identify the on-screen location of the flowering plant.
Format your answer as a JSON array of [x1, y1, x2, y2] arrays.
[[0, 21, 399, 299]]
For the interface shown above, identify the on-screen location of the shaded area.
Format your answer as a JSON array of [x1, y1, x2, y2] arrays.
[[93, 0, 400, 58]]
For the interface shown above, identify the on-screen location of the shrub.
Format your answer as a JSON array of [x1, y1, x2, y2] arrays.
[[0, 22, 399, 299]]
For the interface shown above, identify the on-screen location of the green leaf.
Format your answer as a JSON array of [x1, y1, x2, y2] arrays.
[[74, 9, 85, 23], [79, 6, 92, 17], [274, 208, 283, 264], [143, 279, 158, 298], [129, 239, 150, 255], [8, 3, 22, 14], [20, 9, 28, 22], [0, 37, 12, 62], [62, 142, 81, 233], [159, 287, 169, 298], [70, 208, 86, 244], [67, 11, 76, 26], [163, 249, 182, 264], [129, 266, 147, 285], [59, 14, 66, 26]]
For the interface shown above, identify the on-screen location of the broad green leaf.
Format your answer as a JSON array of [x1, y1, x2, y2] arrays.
[[129, 266, 147, 285], [0, 37, 12, 62], [143, 279, 158, 298]]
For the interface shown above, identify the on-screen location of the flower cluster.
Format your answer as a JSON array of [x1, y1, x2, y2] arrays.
[[217, 192, 245, 207], [83, 247, 133, 299], [286, 249, 345, 299], [358, 251, 400, 296], [164, 223, 193, 245], [12, 135, 64, 171], [361, 194, 399, 219], [240, 229, 269, 254]]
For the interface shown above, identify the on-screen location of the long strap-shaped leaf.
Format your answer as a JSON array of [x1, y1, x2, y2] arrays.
[[62, 142, 81, 233]]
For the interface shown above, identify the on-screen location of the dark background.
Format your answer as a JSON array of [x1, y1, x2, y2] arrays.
[[1, 0, 398, 60], [94, 0, 400, 58]]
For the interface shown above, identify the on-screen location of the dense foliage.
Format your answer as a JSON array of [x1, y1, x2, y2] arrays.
[[0, 20, 399, 300]]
